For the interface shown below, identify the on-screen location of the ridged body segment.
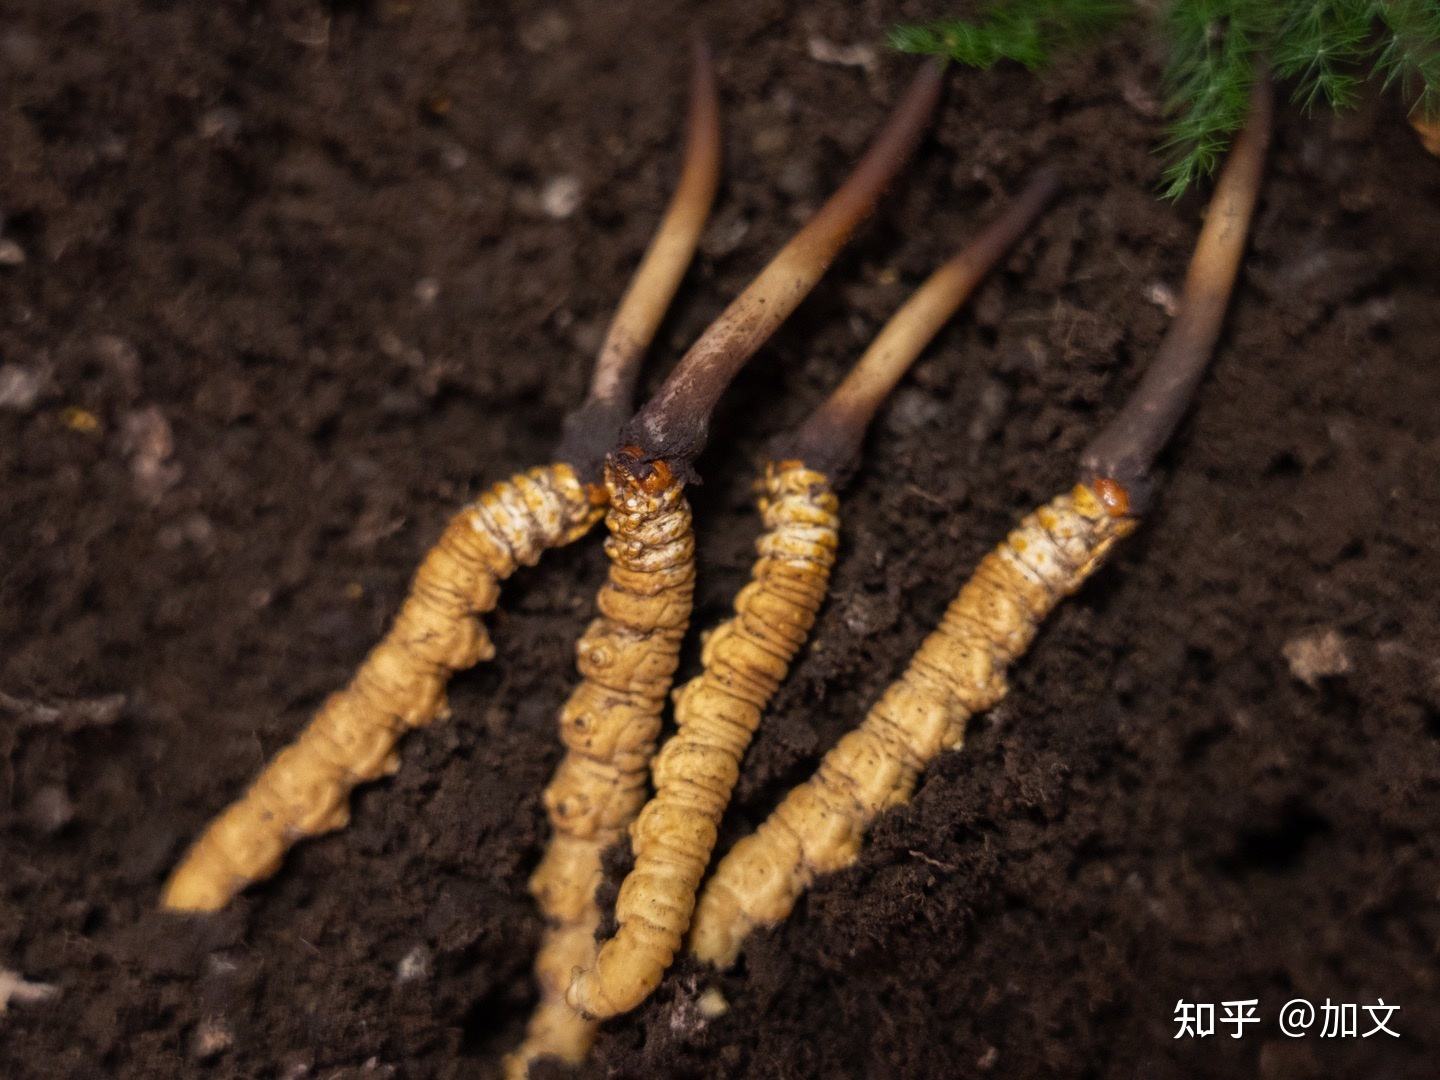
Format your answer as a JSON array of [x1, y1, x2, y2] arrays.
[[689, 483, 1137, 967], [568, 462, 840, 1018], [162, 464, 601, 912], [508, 461, 695, 1076]]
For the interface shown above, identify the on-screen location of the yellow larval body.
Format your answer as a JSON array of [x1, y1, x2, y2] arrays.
[[689, 482, 1137, 968], [568, 461, 840, 1019], [508, 459, 695, 1077], [162, 464, 602, 912]]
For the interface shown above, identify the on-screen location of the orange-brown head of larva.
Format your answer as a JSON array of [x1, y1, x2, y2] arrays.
[[1092, 477, 1132, 518], [612, 445, 676, 496], [640, 458, 674, 495]]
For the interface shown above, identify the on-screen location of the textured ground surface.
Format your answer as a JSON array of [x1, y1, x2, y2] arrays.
[[3, 2, 1439, 1078]]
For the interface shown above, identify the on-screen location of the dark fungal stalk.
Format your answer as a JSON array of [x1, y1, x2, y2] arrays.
[[1081, 75, 1274, 508], [557, 40, 723, 480], [617, 60, 947, 474], [778, 164, 1062, 479]]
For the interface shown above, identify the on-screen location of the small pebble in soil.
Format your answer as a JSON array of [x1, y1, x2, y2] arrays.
[[0, 970, 59, 1013], [0, 363, 44, 411], [1145, 280, 1180, 316], [540, 175, 582, 220], [0, 238, 25, 265], [1282, 627, 1353, 688], [697, 986, 729, 1018], [395, 944, 432, 984], [189, 1017, 234, 1061], [122, 405, 182, 503], [840, 591, 898, 637], [805, 37, 878, 76], [667, 979, 727, 1038]]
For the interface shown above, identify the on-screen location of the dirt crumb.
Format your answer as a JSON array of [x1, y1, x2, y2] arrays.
[[1282, 627, 1354, 688]]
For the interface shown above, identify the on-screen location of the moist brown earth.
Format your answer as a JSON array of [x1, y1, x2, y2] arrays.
[[3, 3, 1438, 1078]]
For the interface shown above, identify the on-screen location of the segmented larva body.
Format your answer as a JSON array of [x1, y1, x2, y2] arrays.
[[509, 459, 695, 1077], [568, 461, 840, 1019], [689, 481, 1137, 968], [162, 464, 602, 913]]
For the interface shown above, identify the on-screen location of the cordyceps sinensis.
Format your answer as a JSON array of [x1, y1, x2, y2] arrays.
[[564, 167, 1062, 1023], [159, 47, 722, 913], [508, 62, 946, 1077], [689, 76, 1274, 972]]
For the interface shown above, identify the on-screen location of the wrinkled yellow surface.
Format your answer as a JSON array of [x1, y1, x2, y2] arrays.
[[689, 483, 1137, 968], [161, 464, 601, 912], [508, 461, 695, 1077], [568, 462, 839, 1019]]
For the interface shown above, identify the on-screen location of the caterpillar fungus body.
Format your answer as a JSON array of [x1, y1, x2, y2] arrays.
[[509, 456, 696, 1075], [559, 165, 1061, 1020], [162, 467, 602, 912], [566, 461, 840, 1018], [689, 72, 1273, 969], [688, 481, 1136, 967], [160, 45, 721, 913], [507, 62, 943, 1075]]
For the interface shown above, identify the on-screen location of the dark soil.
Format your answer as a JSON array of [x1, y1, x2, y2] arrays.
[[3, 2, 1439, 1078]]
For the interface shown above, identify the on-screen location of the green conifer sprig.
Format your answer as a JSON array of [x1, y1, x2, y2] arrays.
[[890, 0, 1440, 197], [886, 0, 1126, 70]]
